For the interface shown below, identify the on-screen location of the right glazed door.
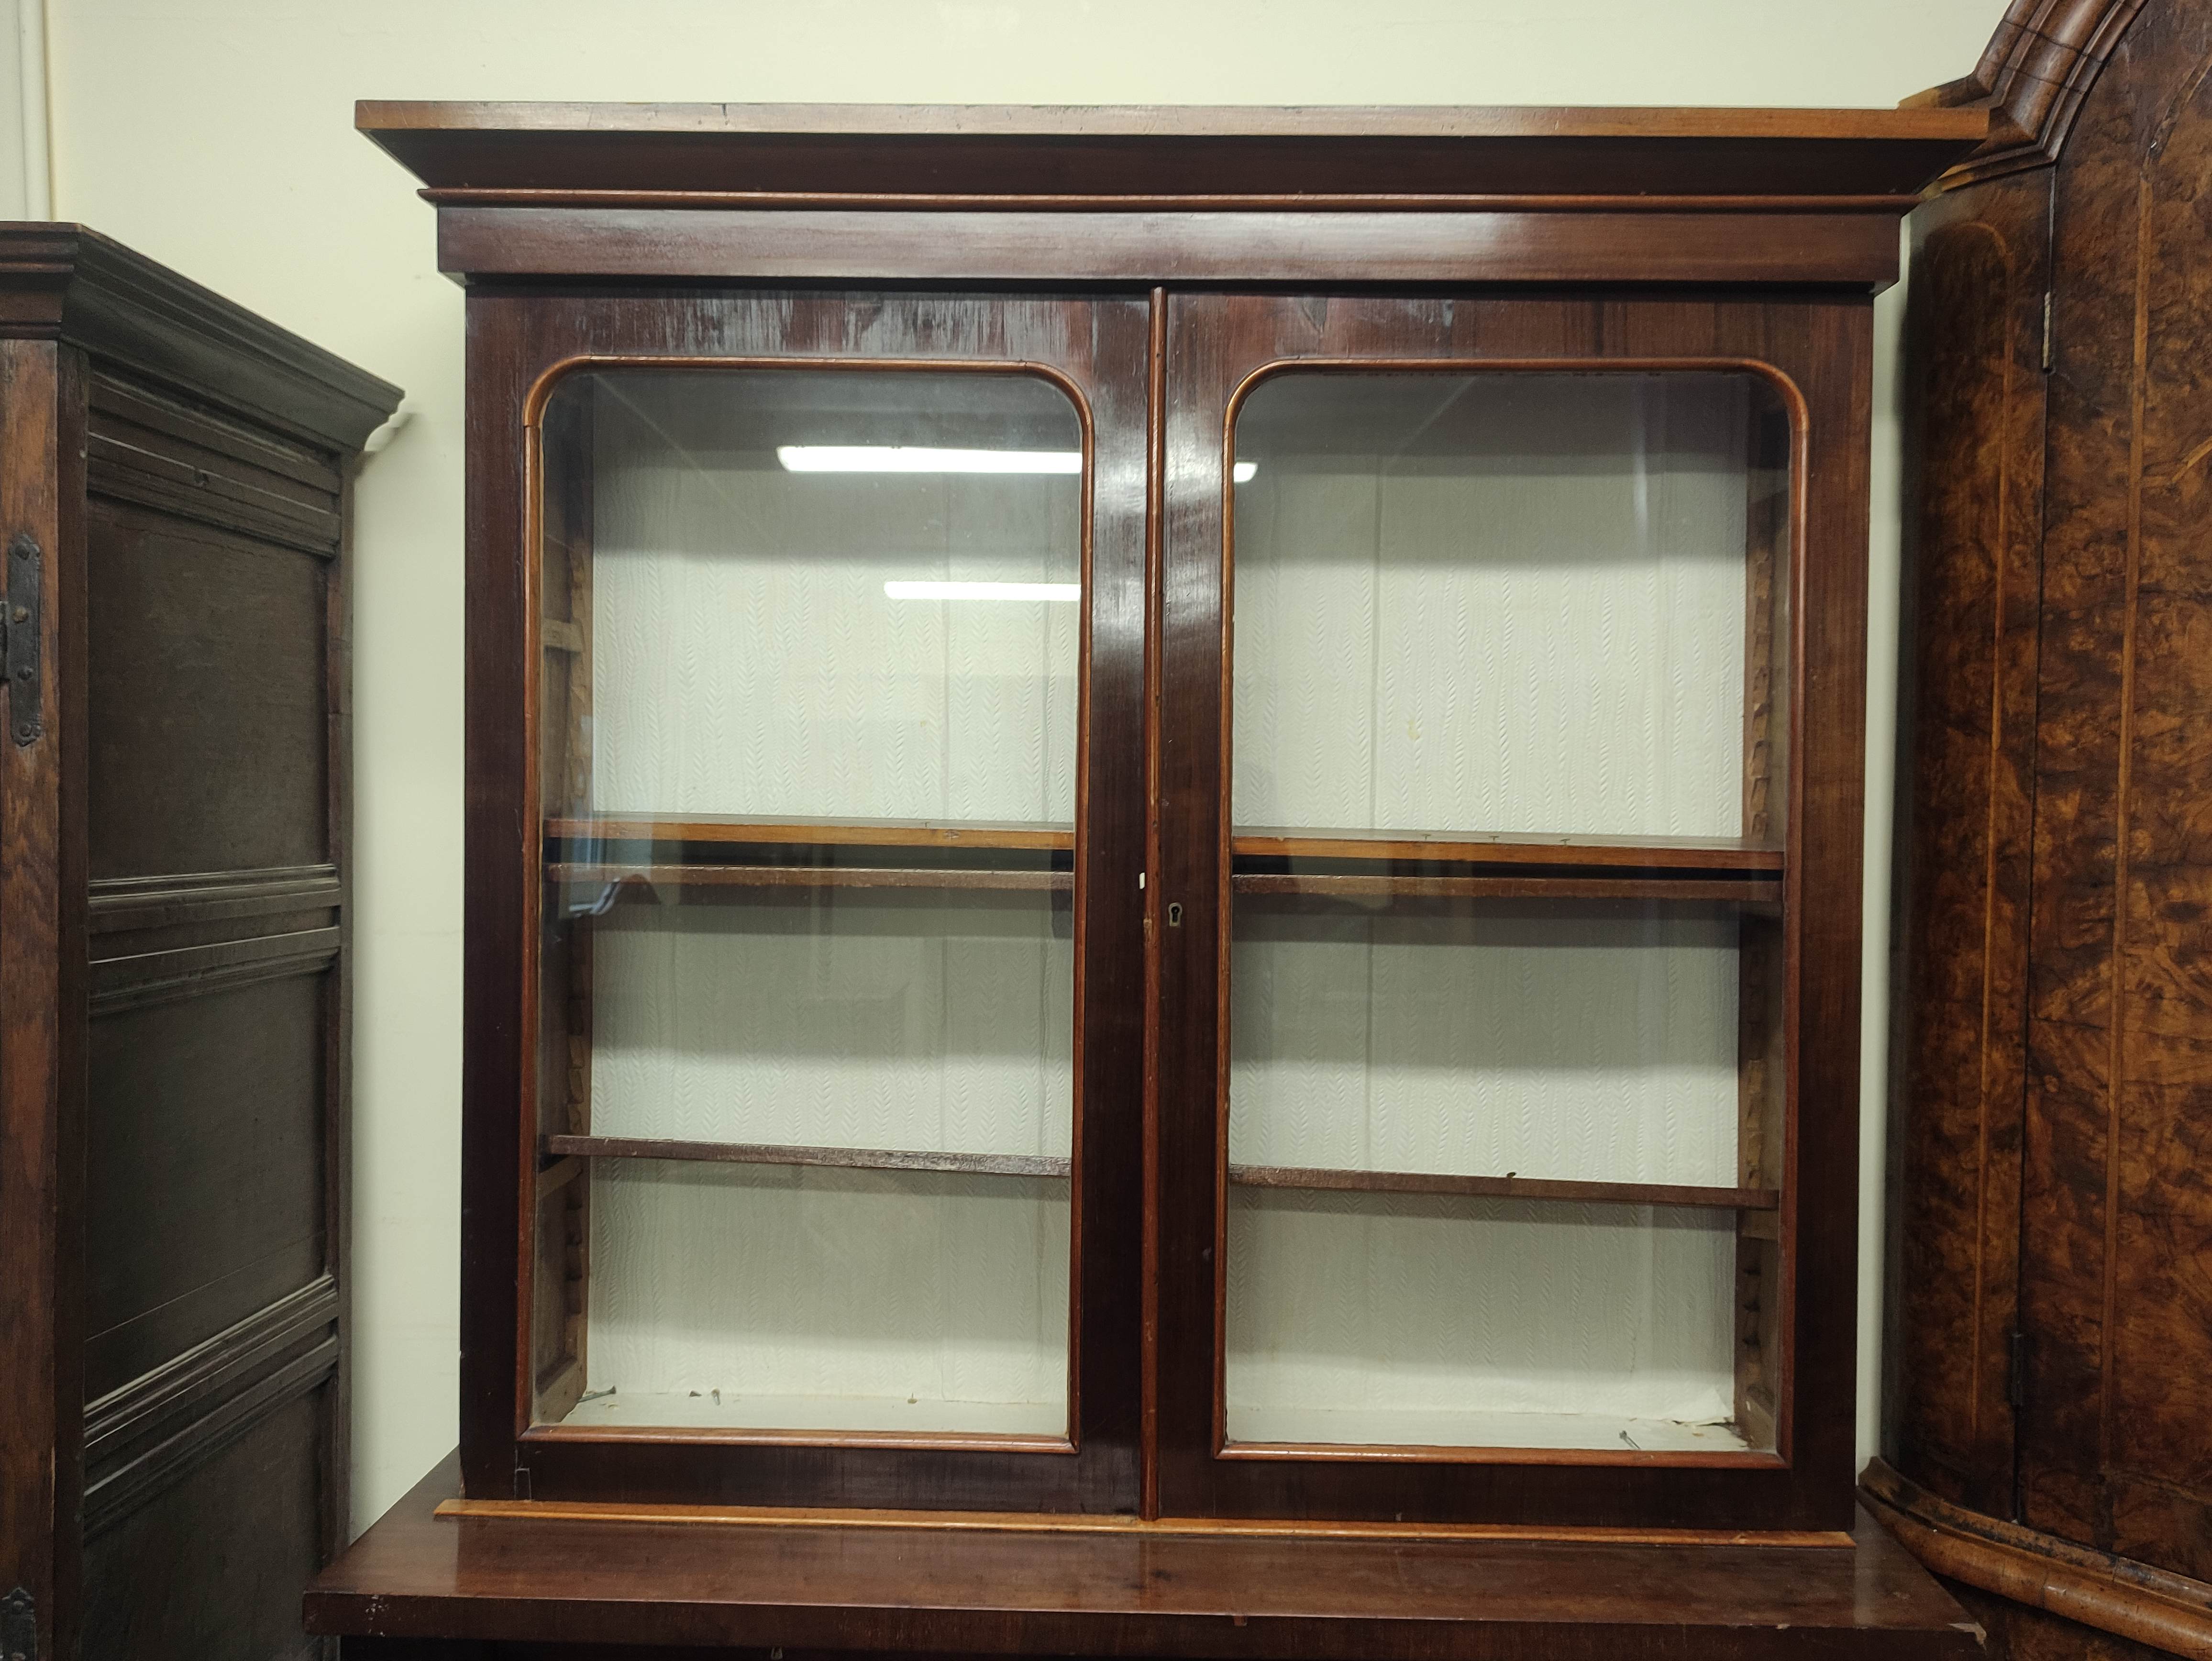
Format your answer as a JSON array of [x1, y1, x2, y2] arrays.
[[1151, 293, 1871, 1529]]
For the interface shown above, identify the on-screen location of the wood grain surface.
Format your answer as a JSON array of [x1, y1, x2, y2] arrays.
[[305, 1452, 1979, 1658]]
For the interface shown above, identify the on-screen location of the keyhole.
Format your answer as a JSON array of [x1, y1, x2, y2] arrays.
[[1166, 902, 1183, 927]]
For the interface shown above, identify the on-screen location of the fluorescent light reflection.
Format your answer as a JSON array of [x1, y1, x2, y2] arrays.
[[885, 581, 1081, 602], [780, 446, 1079, 474], [775, 444, 1259, 483]]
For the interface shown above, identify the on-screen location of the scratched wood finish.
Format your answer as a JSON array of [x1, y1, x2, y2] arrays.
[[0, 229, 397, 1661], [1946, 1581, 2182, 1661]]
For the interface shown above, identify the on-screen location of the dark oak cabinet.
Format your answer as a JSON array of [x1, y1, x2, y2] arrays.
[[0, 228, 399, 1661], [316, 100, 1988, 1656]]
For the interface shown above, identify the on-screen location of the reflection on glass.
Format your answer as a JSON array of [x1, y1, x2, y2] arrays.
[[531, 368, 1082, 1438], [1224, 371, 1790, 1456]]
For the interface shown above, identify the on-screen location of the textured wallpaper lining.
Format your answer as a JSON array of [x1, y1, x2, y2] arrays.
[[567, 372, 1759, 1440], [1232, 374, 1752, 838], [1230, 904, 1741, 1188], [586, 1159, 1070, 1432], [590, 897, 1073, 1154], [573, 373, 1081, 1424], [588, 375, 1081, 824], [1225, 1192, 1737, 1444], [1223, 375, 1755, 1442]]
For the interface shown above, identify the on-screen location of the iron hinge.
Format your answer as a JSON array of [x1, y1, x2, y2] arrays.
[[2007, 1330, 2029, 1409], [2, 1585, 39, 1661], [2041, 290, 2055, 373], [3, 532, 41, 746]]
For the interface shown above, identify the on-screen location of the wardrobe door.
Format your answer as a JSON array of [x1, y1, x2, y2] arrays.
[[468, 293, 1151, 1511], [1153, 293, 1871, 1529]]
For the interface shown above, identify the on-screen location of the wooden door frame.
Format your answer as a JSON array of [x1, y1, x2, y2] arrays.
[[1150, 290, 1872, 1531], [460, 287, 1153, 1512]]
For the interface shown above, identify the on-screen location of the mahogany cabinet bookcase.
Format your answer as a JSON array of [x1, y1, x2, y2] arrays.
[[352, 103, 1983, 1580]]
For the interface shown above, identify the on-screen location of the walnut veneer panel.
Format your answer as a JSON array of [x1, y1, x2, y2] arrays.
[[2016, 0, 2212, 1580], [1889, 169, 2050, 1518]]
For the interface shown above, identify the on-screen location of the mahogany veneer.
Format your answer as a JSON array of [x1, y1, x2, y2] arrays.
[[308, 1453, 1982, 1659], [335, 95, 1987, 1657]]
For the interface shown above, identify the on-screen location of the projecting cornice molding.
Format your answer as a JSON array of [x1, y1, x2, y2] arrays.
[[1904, 0, 2150, 188]]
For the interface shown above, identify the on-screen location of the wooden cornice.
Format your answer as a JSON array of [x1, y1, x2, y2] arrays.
[[0, 222, 401, 452], [1903, 0, 2149, 188], [357, 100, 1986, 204], [1862, 1459, 2212, 1659]]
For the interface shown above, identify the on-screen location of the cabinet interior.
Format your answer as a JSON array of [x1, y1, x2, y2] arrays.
[[524, 358, 1793, 1464]]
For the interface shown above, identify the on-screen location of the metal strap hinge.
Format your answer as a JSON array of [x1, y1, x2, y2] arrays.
[[2, 1585, 39, 1661], [3, 532, 41, 745]]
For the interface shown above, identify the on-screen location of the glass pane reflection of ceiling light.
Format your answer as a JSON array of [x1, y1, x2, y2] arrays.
[[778, 445, 1257, 483]]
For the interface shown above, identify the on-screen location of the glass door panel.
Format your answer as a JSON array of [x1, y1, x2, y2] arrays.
[[531, 365, 1084, 1440], [1230, 370, 1786, 845], [1223, 368, 1791, 1458]]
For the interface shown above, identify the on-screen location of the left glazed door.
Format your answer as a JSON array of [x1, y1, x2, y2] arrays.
[[466, 292, 1151, 1512]]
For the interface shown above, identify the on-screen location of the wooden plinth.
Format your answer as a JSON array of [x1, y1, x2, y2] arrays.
[[307, 1454, 1983, 1659]]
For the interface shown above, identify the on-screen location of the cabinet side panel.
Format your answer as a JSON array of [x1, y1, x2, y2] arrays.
[[2024, 0, 2212, 1576], [81, 1384, 330, 1661], [77, 359, 353, 1655], [1887, 169, 2050, 1520], [83, 973, 332, 1395], [83, 493, 329, 878]]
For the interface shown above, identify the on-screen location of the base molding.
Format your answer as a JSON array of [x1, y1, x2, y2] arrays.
[[1861, 1459, 2212, 1659]]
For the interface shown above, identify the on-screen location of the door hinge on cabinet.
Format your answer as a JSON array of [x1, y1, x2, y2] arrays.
[[3, 532, 41, 746], [2, 1586, 39, 1661], [2041, 290, 2055, 373], [2008, 1330, 2029, 1408]]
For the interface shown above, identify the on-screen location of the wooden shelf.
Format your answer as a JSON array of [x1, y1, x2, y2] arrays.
[[1232, 828, 1784, 872], [549, 814, 1073, 852], [1234, 873, 1780, 903], [552, 864, 1071, 897], [1229, 1164, 1779, 1212], [545, 1137, 1773, 1211], [545, 1134, 1069, 1180]]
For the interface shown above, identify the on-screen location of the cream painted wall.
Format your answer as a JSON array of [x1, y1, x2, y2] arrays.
[[28, 0, 2009, 1534]]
